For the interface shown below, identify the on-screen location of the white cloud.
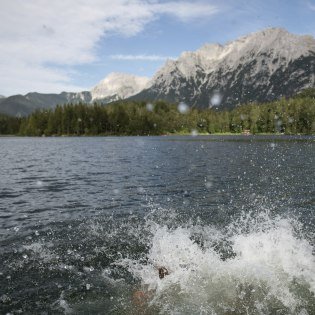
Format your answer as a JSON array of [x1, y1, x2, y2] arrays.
[[155, 2, 219, 21], [110, 54, 175, 61], [0, 0, 218, 95]]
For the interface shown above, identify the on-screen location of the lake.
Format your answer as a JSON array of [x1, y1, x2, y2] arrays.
[[0, 135, 314, 314]]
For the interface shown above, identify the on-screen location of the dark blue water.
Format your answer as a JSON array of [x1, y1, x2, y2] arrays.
[[0, 136, 314, 314]]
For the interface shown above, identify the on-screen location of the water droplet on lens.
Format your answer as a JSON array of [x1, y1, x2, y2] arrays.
[[137, 187, 145, 193], [36, 180, 43, 187], [210, 92, 222, 107], [146, 103, 154, 112], [205, 182, 213, 189], [178, 102, 189, 114], [191, 129, 198, 137]]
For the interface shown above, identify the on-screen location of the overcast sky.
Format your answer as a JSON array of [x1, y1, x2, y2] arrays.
[[1, 0, 315, 96]]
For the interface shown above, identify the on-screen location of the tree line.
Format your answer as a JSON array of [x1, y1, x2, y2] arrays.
[[1, 89, 315, 136]]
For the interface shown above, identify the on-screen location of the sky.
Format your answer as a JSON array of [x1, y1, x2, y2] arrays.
[[1, 0, 315, 96]]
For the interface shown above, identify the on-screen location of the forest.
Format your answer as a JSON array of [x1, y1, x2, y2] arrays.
[[0, 89, 315, 136]]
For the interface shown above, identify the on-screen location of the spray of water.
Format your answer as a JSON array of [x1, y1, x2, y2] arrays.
[[119, 211, 315, 314], [17, 206, 314, 314]]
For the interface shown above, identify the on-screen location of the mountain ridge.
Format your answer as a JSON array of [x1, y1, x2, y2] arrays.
[[0, 73, 147, 116], [1, 28, 315, 116], [131, 28, 315, 108]]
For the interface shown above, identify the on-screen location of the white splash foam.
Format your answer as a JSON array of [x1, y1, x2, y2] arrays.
[[120, 213, 315, 314]]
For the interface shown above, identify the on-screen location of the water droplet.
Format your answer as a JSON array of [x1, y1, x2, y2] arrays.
[[36, 180, 43, 187], [146, 103, 154, 112], [276, 120, 282, 127], [178, 102, 189, 114], [191, 129, 198, 137], [210, 92, 222, 107], [205, 182, 213, 189], [137, 187, 145, 193]]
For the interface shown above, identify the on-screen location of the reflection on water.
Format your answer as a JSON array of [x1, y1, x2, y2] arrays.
[[0, 136, 314, 314]]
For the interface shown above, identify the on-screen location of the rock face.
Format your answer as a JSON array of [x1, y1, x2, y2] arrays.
[[132, 28, 315, 109], [91, 72, 149, 102], [1, 28, 315, 116]]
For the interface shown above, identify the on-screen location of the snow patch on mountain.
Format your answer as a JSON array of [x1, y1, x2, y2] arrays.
[[91, 72, 150, 101]]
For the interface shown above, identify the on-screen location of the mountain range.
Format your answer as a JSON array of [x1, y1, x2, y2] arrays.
[[1, 28, 315, 117], [0, 74, 149, 117]]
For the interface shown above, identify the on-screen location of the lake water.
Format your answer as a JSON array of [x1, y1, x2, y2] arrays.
[[0, 135, 314, 314]]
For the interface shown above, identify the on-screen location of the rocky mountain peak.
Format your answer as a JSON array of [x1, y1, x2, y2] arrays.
[[133, 28, 315, 108], [91, 72, 150, 101]]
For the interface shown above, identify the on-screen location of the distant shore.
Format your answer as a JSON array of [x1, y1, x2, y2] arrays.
[[1, 132, 313, 138]]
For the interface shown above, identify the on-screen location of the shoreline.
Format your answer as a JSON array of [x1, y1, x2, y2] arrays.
[[0, 133, 314, 138]]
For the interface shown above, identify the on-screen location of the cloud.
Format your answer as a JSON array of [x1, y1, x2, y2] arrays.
[[155, 2, 219, 21], [110, 54, 175, 61], [0, 1, 218, 95]]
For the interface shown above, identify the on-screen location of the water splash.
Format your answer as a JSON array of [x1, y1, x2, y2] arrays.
[[119, 211, 315, 314], [6, 205, 314, 314]]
